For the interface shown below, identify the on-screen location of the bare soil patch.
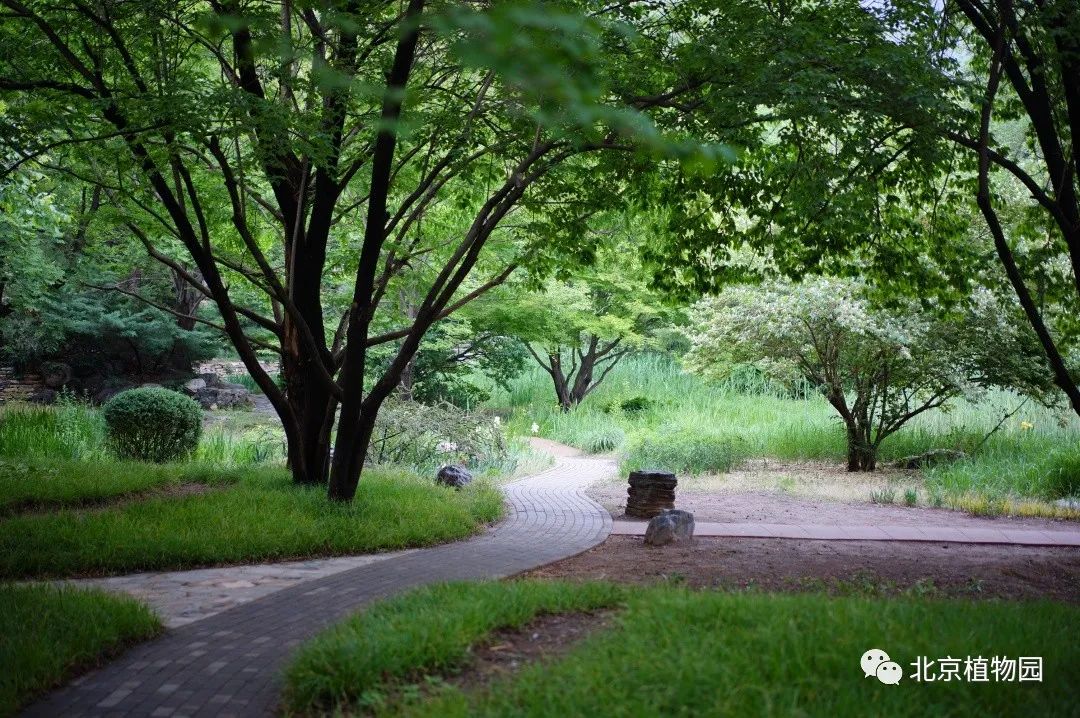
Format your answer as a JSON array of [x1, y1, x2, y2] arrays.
[[447, 610, 616, 693], [523, 536, 1080, 602], [589, 458, 1078, 531], [5, 482, 219, 517]]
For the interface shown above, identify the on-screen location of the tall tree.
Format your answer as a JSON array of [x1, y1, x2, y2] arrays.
[[0, 0, 952, 498]]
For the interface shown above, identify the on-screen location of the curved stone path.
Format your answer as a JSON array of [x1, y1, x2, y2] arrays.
[[24, 449, 614, 718]]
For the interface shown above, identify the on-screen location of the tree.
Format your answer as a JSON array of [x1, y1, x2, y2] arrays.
[[640, 0, 1080, 419], [0, 0, 952, 498], [942, 0, 1080, 417], [494, 236, 682, 410], [686, 279, 1051, 470]]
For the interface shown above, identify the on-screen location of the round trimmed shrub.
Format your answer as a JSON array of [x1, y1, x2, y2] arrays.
[[102, 387, 202, 463]]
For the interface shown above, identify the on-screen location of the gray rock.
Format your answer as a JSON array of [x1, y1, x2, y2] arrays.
[[1054, 498, 1080, 510], [644, 509, 695, 546], [436, 465, 473, 489], [27, 387, 58, 405], [183, 378, 207, 395], [93, 381, 135, 405], [895, 449, 967, 470], [198, 372, 224, 387], [193, 383, 252, 410]]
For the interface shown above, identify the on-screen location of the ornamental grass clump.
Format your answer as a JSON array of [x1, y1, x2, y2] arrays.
[[102, 388, 202, 463]]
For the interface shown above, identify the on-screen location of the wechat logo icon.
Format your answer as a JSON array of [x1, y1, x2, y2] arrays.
[[862, 648, 903, 685]]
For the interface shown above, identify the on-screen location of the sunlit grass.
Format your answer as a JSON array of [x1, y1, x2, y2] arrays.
[[0, 466, 503, 579]]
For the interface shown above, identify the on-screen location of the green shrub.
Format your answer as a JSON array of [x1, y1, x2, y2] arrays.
[[619, 396, 655, 415], [623, 429, 747, 475], [102, 388, 202, 463], [580, 426, 626, 453]]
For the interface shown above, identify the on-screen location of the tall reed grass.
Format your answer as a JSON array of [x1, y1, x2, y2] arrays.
[[486, 354, 1080, 500]]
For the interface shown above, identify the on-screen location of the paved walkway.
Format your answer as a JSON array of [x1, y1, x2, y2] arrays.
[[611, 520, 1080, 545], [24, 453, 615, 717], [64, 551, 418, 628]]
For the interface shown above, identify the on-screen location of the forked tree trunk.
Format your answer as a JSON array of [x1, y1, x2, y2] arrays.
[[845, 423, 878, 471]]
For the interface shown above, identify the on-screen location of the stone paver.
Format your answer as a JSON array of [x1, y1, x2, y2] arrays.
[[23, 454, 615, 717], [610, 519, 1080, 546]]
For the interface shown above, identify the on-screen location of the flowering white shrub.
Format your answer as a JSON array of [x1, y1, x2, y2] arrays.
[[367, 400, 506, 471], [686, 278, 1049, 470]]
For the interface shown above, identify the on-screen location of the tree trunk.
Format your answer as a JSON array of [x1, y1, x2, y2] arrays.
[[548, 352, 574, 411], [280, 336, 335, 485], [327, 402, 378, 501], [845, 424, 877, 471]]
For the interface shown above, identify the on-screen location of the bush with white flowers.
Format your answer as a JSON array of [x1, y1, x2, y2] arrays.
[[686, 278, 1050, 471]]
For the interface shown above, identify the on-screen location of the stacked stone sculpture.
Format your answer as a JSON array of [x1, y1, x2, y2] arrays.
[[625, 469, 677, 518]]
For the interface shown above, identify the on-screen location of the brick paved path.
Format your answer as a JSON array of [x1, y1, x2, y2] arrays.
[[23, 455, 615, 718]]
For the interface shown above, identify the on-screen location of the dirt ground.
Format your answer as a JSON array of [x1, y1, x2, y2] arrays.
[[566, 457, 1080, 602], [588, 458, 1080, 531], [524, 536, 1080, 602]]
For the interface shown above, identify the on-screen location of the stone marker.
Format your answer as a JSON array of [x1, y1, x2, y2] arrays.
[[644, 509, 695, 546], [436, 465, 473, 489], [625, 469, 677, 518]]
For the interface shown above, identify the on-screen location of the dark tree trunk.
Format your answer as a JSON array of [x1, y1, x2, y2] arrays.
[[532, 335, 627, 412], [844, 423, 877, 472], [281, 320, 335, 485]]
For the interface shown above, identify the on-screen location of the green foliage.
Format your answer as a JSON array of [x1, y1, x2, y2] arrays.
[[489, 355, 1080, 507], [285, 581, 1080, 718], [685, 279, 1053, 468], [0, 584, 162, 716], [102, 388, 202, 463], [926, 443, 1080, 503], [0, 401, 106, 461], [0, 466, 503, 579], [623, 429, 746, 475], [0, 459, 245, 516], [283, 580, 626, 714], [368, 400, 507, 474], [577, 425, 625, 454]]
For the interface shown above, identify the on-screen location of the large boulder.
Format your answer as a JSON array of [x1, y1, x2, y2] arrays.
[[436, 465, 473, 489], [895, 449, 967, 470], [644, 509, 695, 546]]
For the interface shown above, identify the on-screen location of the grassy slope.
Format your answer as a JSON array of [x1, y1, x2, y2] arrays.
[[0, 583, 162, 716], [284, 580, 1080, 718], [0, 467, 503, 579], [487, 356, 1080, 504]]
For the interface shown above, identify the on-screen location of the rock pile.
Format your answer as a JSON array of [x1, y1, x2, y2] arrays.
[[625, 469, 677, 518], [183, 374, 253, 410]]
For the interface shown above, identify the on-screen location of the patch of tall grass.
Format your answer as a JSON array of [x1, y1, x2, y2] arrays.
[[487, 354, 1080, 505]]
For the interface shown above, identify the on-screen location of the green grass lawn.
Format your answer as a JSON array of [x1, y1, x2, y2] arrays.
[[0, 466, 503, 579], [284, 580, 1080, 717], [0, 459, 254, 515], [0, 583, 162, 716], [486, 356, 1080, 508]]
